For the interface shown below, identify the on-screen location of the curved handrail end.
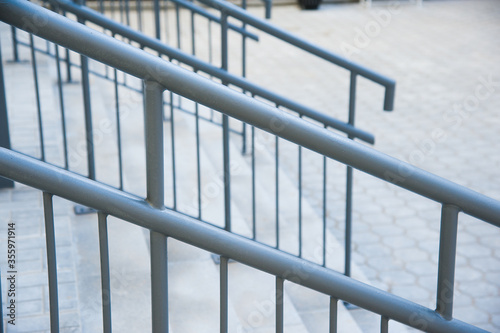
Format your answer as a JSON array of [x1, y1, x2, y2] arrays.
[[383, 81, 396, 112]]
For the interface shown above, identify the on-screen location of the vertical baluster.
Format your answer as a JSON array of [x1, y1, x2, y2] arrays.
[[345, 163, 353, 277], [191, 11, 196, 56], [43, 192, 59, 333], [241, 123, 247, 155], [145, 80, 169, 332], [195, 102, 202, 219], [298, 143, 302, 258], [10, 27, 19, 62], [251, 125, 256, 240], [221, 10, 231, 231], [163, 0, 170, 44], [60, 9, 72, 82], [381, 316, 389, 333], [174, 3, 183, 111], [99, 0, 104, 13], [207, 16, 214, 124], [275, 134, 279, 249], [29, 34, 46, 162], [80, 55, 96, 180], [136, 0, 143, 32], [154, 0, 161, 40], [110, 0, 116, 21], [276, 277, 284, 333], [54, 45, 69, 170], [74, 3, 96, 180], [329, 297, 338, 333], [264, 0, 272, 19], [64, 47, 72, 83], [169, 91, 177, 211], [436, 204, 460, 320], [0, 41, 14, 188], [222, 118, 231, 230], [208, 19, 213, 65], [113, 67, 124, 190], [175, 3, 181, 50], [191, 14, 202, 220], [0, 269, 3, 333], [208, 19, 214, 121], [98, 212, 112, 333], [240, 0, 248, 154], [118, 0, 124, 24], [125, 0, 130, 26], [122, 0, 131, 92], [322, 134, 327, 267], [220, 256, 229, 333], [345, 72, 357, 277]]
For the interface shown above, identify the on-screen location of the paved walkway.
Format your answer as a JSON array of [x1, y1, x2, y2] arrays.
[[245, 1, 500, 331], [1, 0, 500, 332]]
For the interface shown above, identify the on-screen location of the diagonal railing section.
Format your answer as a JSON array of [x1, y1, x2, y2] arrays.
[[49, 0, 396, 277], [2, 0, 396, 274], [0, 147, 492, 333], [0, 1, 499, 332]]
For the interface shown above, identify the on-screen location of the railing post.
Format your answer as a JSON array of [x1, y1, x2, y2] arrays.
[[144, 80, 168, 333], [10, 27, 19, 62], [74, 10, 96, 180], [344, 72, 357, 277], [29, 34, 46, 162], [98, 212, 112, 333], [80, 56, 96, 180], [436, 204, 460, 320], [0, 42, 14, 189], [0, 269, 3, 333], [220, 256, 229, 333], [221, 10, 232, 231], [43, 192, 60, 333]]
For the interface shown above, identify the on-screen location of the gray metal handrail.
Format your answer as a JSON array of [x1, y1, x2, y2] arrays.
[[197, 0, 396, 112], [2, 1, 497, 225], [1, 1, 499, 331], [44, 0, 376, 143], [0, 147, 487, 333]]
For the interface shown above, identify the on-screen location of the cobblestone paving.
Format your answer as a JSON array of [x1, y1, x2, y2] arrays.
[[243, 1, 500, 331]]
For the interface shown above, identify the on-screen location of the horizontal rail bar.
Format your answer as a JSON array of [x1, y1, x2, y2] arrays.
[[197, 0, 396, 111], [42, 192, 60, 333], [0, 147, 487, 333], [43, 0, 375, 143], [169, 0, 259, 41], [0, 40, 13, 188], [52, 0, 260, 41], [1, 0, 499, 225]]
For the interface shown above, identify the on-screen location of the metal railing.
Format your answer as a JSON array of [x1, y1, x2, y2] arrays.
[[62, 0, 396, 278], [0, 1, 499, 332], [45, 0, 379, 142], [3, 0, 396, 276], [0, 148, 490, 333]]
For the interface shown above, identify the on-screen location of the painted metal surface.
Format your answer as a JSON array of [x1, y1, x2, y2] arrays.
[[0, 41, 13, 188], [0, 147, 491, 333], [0, 2, 499, 332]]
